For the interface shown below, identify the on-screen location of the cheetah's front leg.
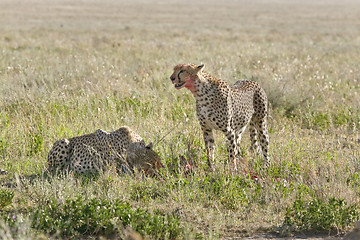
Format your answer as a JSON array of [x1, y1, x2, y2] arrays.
[[202, 126, 215, 170]]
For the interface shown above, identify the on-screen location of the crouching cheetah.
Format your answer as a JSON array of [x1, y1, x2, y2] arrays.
[[170, 64, 270, 170], [47, 126, 163, 176]]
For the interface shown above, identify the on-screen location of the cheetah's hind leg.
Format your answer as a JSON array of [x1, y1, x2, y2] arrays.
[[249, 118, 262, 155], [251, 116, 270, 167]]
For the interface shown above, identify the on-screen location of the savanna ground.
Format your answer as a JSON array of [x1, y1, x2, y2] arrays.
[[0, 0, 360, 239]]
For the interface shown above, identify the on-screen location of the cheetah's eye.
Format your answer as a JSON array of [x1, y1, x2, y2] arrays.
[[177, 70, 184, 80]]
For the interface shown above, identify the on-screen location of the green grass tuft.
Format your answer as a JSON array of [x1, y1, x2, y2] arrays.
[[284, 197, 360, 232]]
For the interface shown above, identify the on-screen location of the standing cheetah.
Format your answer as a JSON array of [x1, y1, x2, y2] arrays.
[[47, 126, 163, 175], [170, 64, 269, 170]]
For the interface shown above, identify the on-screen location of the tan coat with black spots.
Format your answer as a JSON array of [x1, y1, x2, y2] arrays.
[[170, 64, 269, 170]]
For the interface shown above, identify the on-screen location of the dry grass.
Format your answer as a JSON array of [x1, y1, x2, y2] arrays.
[[0, 0, 360, 239]]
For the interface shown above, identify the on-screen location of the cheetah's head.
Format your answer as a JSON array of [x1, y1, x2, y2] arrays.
[[126, 142, 164, 176], [170, 64, 205, 94]]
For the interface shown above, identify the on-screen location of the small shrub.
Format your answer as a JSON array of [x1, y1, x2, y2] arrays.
[[0, 189, 14, 209], [283, 197, 359, 232], [32, 196, 183, 239]]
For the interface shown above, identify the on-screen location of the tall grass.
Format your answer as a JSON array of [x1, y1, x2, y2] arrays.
[[0, 0, 360, 238]]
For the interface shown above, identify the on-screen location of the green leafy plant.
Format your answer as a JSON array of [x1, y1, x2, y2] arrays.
[[32, 196, 183, 239], [284, 197, 359, 232]]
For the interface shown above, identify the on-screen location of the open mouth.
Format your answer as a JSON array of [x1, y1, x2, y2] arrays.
[[174, 82, 185, 89]]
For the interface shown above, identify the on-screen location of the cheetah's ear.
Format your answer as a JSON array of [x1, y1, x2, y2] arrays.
[[146, 142, 153, 149], [196, 64, 205, 73]]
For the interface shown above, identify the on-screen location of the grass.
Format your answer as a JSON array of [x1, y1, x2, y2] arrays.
[[0, 0, 360, 239]]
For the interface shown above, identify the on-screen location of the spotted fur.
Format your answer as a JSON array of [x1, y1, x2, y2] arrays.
[[170, 64, 270, 169], [47, 126, 163, 175]]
